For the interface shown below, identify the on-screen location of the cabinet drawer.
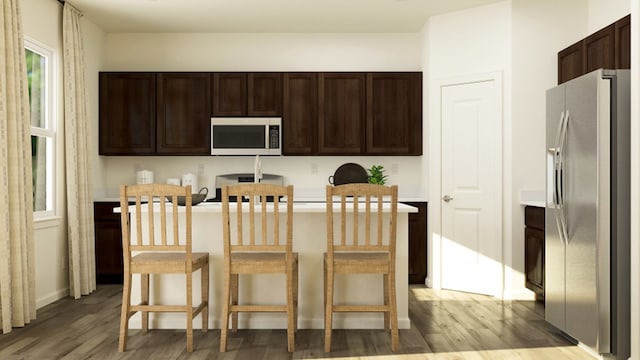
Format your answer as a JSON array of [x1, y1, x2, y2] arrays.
[[524, 206, 545, 231], [94, 202, 121, 221]]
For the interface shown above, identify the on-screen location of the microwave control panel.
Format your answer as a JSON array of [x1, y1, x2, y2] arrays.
[[269, 125, 280, 149]]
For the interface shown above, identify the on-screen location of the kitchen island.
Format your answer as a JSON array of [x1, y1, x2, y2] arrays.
[[116, 201, 417, 330]]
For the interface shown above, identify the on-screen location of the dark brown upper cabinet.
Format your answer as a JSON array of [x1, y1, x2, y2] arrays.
[[156, 73, 211, 155], [615, 15, 630, 69], [283, 73, 318, 155], [558, 15, 630, 84], [366, 72, 422, 155], [318, 73, 366, 155], [558, 41, 584, 84], [212, 72, 282, 116], [99, 73, 156, 155], [584, 24, 615, 74], [248, 73, 283, 116], [213, 73, 246, 116]]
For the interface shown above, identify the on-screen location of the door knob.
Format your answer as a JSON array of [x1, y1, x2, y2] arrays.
[[442, 195, 453, 202]]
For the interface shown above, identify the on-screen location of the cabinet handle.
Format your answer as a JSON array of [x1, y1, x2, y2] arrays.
[[442, 195, 453, 202]]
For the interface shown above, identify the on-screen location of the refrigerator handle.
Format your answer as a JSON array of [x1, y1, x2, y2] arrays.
[[551, 111, 565, 207], [557, 110, 570, 244], [549, 111, 566, 244]]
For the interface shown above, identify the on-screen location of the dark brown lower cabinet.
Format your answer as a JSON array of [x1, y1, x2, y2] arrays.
[[94, 202, 124, 284], [405, 202, 427, 284], [524, 206, 545, 301]]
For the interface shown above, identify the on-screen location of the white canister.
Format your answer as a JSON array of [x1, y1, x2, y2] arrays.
[[136, 170, 154, 184], [181, 173, 198, 193]]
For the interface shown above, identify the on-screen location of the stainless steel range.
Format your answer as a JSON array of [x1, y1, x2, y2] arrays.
[[209, 173, 284, 202]]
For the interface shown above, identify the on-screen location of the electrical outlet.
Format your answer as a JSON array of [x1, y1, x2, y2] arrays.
[[391, 163, 399, 174], [311, 163, 318, 175], [134, 163, 141, 172], [198, 163, 204, 176]]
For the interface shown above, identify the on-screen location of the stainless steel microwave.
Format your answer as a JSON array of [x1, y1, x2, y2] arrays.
[[211, 117, 282, 155]]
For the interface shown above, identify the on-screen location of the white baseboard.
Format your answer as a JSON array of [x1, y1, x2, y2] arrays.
[[36, 288, 69, 309]]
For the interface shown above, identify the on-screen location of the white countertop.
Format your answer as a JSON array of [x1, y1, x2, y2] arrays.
[[519, 190, 545, 208], [115, 201, 419, 213], [94, 187, 428, 203]]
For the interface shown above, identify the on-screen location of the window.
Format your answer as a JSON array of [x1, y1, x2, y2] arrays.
[[25, 39, 56, 217]]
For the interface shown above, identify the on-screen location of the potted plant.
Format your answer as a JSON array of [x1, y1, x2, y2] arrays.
[[367, 165, 388, 185]]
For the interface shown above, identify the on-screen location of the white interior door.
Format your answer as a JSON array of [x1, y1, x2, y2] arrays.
[[440, 79, 502, 297]]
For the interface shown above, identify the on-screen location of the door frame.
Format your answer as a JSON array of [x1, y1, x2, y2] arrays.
[[427, 71, 504, 298]]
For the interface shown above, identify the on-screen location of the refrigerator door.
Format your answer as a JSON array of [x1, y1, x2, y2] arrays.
[[545, 84, 566, 331], [564, 70, 611, 352]]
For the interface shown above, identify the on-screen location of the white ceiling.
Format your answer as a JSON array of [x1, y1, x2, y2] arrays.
[[69, 0, 504, 33]]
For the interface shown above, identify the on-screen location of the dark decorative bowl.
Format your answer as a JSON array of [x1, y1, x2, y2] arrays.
[[168, 187, 208, 206]]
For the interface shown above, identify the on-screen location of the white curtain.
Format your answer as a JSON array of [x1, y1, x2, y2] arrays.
[[63, 3, 96, 299], [0, 0, 37, 333]]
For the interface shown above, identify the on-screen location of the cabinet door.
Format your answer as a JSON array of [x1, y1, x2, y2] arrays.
[[283, 73, 318, 155], [584, 23, 615, 73], [405, 202, 428, 284], [525, 227, 545, 299], [366, 73, 422, 155], [615, 15, 630, 69], [248, 73, 282, 116], [94, 202, 124, 284], [558, 40, 584, 84], [318, 73, 365, 154], [213, 73, 247, 116], [156, 73, 211, 155], [99, 73, 156, 155]]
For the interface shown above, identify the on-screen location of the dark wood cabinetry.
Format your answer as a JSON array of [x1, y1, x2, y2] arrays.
[[524, 206, 545, 301], [213, 73, 247, 116], [318, 72, 366, 155], [405, 202, 428, 284], [584, 24, 615, 74], [157, 73, 211, 155], [558, 15, 630, 84], [99, 73, 156, 155], [100, 71, 422, 156], [212, 72, 282, 116], [283, 73, 318, 155], [615, 15, 631, 69], [100, 72, 211, 155], [94, 202, 123, 284], [366, 73, 422, 155], [248, 73, 283, 116]]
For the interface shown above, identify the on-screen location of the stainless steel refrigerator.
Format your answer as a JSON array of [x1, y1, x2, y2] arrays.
[[545, 69, 630, 359]]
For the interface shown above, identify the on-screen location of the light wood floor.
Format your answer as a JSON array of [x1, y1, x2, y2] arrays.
[[0, 285, 594, 359]]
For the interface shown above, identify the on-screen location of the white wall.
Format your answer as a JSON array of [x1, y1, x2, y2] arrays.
[[98, 33, 427, 200], [510, 0, 587, 299], [424, 1, 515, 294], [103, 33, 421, 72], [588, 0, 630, 32]]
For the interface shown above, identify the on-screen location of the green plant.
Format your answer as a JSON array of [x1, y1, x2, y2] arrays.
[[367, 165, 388, 185]]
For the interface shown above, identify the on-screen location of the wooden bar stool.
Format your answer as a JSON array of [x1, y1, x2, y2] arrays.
[[219, 184, 298, 352], [118, 184, 209, 352], [324, 183, 399, 352]]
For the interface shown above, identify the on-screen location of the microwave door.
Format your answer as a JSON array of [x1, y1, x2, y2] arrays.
[[211, 117, 282, 155]]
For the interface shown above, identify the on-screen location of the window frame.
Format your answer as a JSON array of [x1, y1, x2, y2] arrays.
[[25, 37, 57, 219]]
